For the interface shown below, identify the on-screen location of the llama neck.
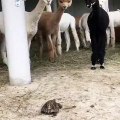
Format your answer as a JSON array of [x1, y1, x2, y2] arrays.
[[27, 0, 46, 20], [106, 0, 109, 12], [46, 5, 52, 12], [92, 0, 100, 13], [105, 0, 109, 12], [53, 7, 65, 24]]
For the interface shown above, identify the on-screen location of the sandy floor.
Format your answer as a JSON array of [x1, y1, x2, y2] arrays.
[[0, 46, 120, 120]]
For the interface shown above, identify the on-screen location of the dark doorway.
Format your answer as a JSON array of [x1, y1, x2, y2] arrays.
[[25, 0, 39, 12], [0, 0, 2, 12]]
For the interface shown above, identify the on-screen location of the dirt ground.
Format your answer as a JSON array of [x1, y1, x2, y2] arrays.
[[0, 44, 120, 120]]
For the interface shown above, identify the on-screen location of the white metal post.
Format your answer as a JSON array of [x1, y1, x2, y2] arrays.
[[1, 0, 31, 85]]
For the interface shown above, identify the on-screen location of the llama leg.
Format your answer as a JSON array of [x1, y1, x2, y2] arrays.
[[106, 28, 110, 48], [47, 35, 55, 62], [91, 44, 98, 70], [52, 34, 58, 59], [70, 22, 80, 51], [71, 28, 80, 51], [90, 33, 98, 70], [99, 43, 105, 69], [28, 40, 31, 50], [64, 29, 71, 52], [85, 30, 91, 48], [91, 51, 98, 70], [39, 32, 43, 58], [98, 33, 106, 69], [99, 49, 105, 69], [80, 28, 87, 48], [57, 28, 62, 55], [110, 27, 115, 48], [1, 40, 8, 65], [28, 36, 32, 51], [27, 36, 33, 64]]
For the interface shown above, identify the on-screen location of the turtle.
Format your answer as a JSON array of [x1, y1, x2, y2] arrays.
[[41, 99, 62, 116]]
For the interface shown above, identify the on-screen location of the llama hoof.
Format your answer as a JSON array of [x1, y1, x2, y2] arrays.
[[57, 45, 62, 51], [3, 59, 8, 66], [100, 66, 105, 69], [50, 60, 56, 63], [76, 49, 80, 52], [57, 48, 62, 55], [91, 66, 96, 70], [49, 58, 56, 63], [106, 44, 109, 49], [57, 52, 62, 56]]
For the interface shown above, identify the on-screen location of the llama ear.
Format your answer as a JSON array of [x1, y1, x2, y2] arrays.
[[43, 0, 52, 4], [68, 0, 72, 7]]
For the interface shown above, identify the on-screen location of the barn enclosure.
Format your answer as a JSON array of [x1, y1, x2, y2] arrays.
[[0, 0, 120, 120]]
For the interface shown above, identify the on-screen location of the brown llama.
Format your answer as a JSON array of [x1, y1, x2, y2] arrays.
[[37, 0, 72, 62]]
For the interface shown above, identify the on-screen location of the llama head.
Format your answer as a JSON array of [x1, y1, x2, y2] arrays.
[[85, 0, 98, 8], [99, 0, 107, 7], [58, 0, 72, 10], [43, 0, 52, 5], [99, 0, 109, 12]]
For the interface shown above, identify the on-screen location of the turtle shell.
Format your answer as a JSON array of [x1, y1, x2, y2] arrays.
[[41, 99, 62, 116]]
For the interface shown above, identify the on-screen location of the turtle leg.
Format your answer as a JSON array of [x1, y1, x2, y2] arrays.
[[58, 103, 62, 109], [52, 112, 57, 117]]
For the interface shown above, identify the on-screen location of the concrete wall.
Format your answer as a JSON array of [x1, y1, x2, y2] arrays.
[[109, 0, 120, 11]]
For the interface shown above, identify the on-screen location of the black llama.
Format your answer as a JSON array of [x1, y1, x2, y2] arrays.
[[84, 0, 109, 70]]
